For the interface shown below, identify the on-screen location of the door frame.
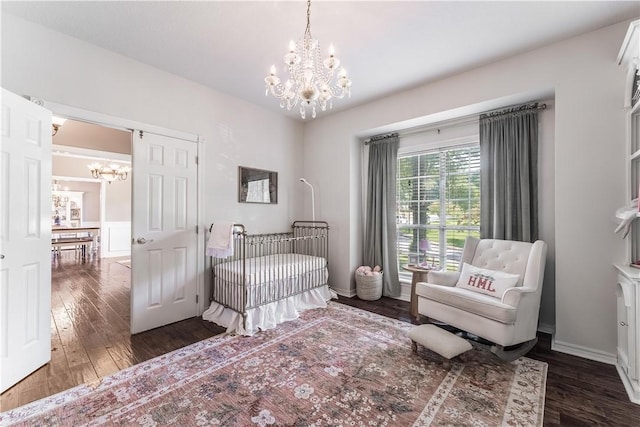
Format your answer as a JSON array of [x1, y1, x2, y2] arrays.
[[39, 98, 207, 316]]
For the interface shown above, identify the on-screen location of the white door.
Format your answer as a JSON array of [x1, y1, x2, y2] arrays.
[[0, 89, 52, 392], [131, 131, 198, 334]]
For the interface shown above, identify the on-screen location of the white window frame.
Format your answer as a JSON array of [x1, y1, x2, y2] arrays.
[[397, 132, 480, 280]]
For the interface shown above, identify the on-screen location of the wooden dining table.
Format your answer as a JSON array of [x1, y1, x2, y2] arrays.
[[52, 226, 101, 258]]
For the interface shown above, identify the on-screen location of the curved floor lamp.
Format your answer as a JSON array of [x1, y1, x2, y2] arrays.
[[299, 178, 315, 222]]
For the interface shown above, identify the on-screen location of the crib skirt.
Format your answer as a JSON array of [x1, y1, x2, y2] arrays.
[[203, 284, 336, 335]]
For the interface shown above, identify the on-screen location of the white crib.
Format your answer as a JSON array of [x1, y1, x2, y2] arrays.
[[203, 221, 334, 335]]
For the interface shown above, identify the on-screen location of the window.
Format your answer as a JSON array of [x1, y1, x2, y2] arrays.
[[397, 145, 480, 276]]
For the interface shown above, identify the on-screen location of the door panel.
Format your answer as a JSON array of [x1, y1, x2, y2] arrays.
[[131, 131, 198, 334], [0, 88, 52, 393]]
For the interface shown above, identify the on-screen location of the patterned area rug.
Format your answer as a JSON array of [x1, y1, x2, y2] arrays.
[[0, 303, 547, 426]]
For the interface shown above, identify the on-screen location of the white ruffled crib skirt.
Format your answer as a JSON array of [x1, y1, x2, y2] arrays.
[[202, 285, 337, 336]]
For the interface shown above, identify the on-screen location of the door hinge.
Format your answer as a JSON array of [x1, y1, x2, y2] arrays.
[[195, 155, 199, 165], [139, 130, 144, 139], [195, 225, 199, 234], [196, 294, 199, 304]]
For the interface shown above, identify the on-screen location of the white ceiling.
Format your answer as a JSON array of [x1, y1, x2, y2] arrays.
[[3, 1, 639, 121]]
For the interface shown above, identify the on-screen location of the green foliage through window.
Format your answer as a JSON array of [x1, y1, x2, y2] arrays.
[[397, 145, 480, 273]]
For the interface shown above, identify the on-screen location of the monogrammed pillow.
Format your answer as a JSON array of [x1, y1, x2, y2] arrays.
[[455, 263, 520, 299]]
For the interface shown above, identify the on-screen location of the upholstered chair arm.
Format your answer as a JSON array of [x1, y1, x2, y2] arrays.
[[426, 270, 460, 287], [521, 240, 548, 289], [501, 287, 537, 307]]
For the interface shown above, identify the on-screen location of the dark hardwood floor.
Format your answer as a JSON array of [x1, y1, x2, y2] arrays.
[[0, 253, 225, 413], [2, 253, 640, 426]]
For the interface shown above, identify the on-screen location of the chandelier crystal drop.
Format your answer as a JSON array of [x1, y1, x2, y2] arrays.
[[264, 0, 351, 119], [88, 162, 130, 183]]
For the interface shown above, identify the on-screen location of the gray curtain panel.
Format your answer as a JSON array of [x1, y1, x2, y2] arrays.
[[364, 135, 400, 297], [480, 108, 539, 242]]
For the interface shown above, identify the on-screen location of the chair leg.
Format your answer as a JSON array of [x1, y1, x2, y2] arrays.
[[490, 338, 538, 362]]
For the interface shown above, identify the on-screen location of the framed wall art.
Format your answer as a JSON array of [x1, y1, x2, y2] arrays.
[[238, 166, 278, 204]]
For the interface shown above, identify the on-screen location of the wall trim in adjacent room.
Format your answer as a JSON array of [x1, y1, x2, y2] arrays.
[[101, 221, 131, 258]]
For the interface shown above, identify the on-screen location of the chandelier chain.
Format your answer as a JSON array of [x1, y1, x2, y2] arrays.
[[305, 0, 311, 37]]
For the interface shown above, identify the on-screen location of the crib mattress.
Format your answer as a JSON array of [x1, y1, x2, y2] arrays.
[[213, 253, 326, 285]]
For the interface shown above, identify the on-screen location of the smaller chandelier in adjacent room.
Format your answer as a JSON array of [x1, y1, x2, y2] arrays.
[[88, 162, 130, 183], [51, 116, 67, 136], [264, 0, 351, 119]]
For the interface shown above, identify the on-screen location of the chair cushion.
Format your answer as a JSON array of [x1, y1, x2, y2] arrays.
[[416, 282, 517, 324], [455, 263, 519, 299]]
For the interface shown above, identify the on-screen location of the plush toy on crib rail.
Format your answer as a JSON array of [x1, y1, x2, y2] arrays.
[[355, 265, 383, 300]]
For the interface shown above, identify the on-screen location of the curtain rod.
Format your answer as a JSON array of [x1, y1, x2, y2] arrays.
[[402, 101, 547, 136], [363, 101, 548, 144], [480, 102, 546, 119], [364, 132, 398, 145]]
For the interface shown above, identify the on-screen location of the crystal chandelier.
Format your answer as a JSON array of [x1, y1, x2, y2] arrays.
[[88, 162, 130, 183], [264, 0, 351, 119]]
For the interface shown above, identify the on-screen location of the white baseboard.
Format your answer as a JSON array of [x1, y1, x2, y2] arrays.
[[616, 363, 640, 404], [333, 286, 356, 298], [102, 253, 130, 259], [334, 281, 410, 300], [551, 339, 617, 365]]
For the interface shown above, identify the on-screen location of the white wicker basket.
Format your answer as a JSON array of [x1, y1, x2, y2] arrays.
[[355, 272, 383, 300]]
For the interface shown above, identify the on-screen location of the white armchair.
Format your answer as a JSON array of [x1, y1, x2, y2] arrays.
[[415, 236, 548, 360]]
